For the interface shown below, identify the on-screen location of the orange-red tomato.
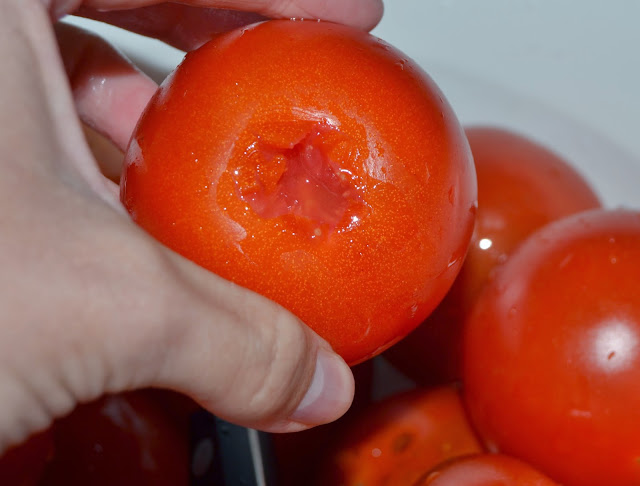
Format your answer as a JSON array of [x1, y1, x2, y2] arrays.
[[419, 454, 559, 486], [318, 385, 483, 485], [40, 392, 188, 485], [385, 126, 600, 383], [121, 19, 476, 364], [463, 209, 640, 486], [0, 429, 54, 486]]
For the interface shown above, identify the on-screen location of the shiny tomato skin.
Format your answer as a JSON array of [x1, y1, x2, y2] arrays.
[[463, 209, 640, 486], [121, 19, 476, 365], [41, 391, 188, 485], [318, 385, 483, 485], [385, 126, 600, 384], [0, 429, 54, 486], [419, 454, 559, 486]]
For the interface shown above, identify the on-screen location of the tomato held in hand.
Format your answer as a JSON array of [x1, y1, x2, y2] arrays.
[[41, 391, 188, 485], [121, 19, 476, 365], [463, 209, 640, 486], [385, 126, 600, 384], [418, 454, 559, 486], [318, 385, 483, 485]]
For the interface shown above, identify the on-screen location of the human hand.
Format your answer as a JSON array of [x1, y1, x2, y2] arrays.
[[0, 0, 383, 453]]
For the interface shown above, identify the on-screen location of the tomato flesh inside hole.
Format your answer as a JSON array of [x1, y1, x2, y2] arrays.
[[233, 126, 365, 237]]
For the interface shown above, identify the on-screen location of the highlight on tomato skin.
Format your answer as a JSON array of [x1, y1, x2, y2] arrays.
[[316, 385, 483, 486], [385, 126, 601, 384], [418, 454, 559, 486], [463, 209, 640, 486], [121, 19, 477, 365]]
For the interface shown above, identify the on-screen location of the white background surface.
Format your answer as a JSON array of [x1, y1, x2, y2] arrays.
[[67, 1, 640, 207]]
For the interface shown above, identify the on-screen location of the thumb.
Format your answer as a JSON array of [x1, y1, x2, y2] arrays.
[[139, 248, 356, 433]]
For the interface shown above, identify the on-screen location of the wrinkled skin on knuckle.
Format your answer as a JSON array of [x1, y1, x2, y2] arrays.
[[95, 230, 192, 390], [0, 194, 163, 438], [233, 309, 317, 425]]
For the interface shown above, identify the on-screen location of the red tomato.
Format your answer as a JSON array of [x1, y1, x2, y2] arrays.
[[120, 19, 476, 365], [418, 454, 559, 485], [0, 429, 54, 486], [40, 391, 188, 485], [318, 385, 483, 485], [463, 209, 640, 486], [385, 126, 601, 384]]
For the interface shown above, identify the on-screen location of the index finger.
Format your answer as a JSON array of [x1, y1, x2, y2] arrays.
[[82, 0, 383, 30], [64, 1, 383, 50]]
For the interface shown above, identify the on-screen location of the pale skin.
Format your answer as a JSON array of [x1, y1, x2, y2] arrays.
[[0, 0, 384, 453]]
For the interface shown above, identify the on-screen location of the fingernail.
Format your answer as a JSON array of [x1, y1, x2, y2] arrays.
[[289, 347, 354, 425]]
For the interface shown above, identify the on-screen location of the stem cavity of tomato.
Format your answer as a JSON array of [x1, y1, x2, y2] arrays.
[[230, 123, 369, 240]]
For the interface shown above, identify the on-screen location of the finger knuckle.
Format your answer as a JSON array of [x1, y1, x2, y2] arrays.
[[242, 309, 315, 421]]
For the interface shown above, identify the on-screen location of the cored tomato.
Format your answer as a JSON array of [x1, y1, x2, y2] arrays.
[[463, 209, 640, 486], [385, 126, 600, 384], [121, 19, 476, 365], [40, 391, 188, 485], [318, 385, 483, 485], [0, 429, 54, 486], [417, 454, 558, 485]]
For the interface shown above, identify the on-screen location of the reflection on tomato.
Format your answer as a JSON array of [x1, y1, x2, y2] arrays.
[[419, 454, 558, 485], [0, 429, 54, 486], [41, 391, 188, 485], [463, 209, 640, 486], [121, 19, 476, 365], [318, 385, 483, 485], [385, 126, 600, 384]]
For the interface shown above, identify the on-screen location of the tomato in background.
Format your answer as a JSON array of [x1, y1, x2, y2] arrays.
[[121, 19, 476, 365], [418, 454, 559, 486], [385, 126, 601, 384], [0, 429, 54, 486], [40, 391, 188, 485], [318, 385, 483, 485], [463, 209, 640, 486]]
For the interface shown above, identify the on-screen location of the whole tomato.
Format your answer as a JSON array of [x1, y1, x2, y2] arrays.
[[40, 391, 188, 485], [318, 385, 483, 485], [463, 209, 640, 486], [385, 126, 600, 384], [120, 19, 476, 365], [0, 429, 54, 486], [418, 454, 559, 486]]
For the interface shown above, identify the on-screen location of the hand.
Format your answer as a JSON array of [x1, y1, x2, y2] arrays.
[[0, 0, 383, 453]]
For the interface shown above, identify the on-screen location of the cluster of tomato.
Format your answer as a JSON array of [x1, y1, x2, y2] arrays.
[[3, 18, 639, 485], [275, 126, 639, 486]]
